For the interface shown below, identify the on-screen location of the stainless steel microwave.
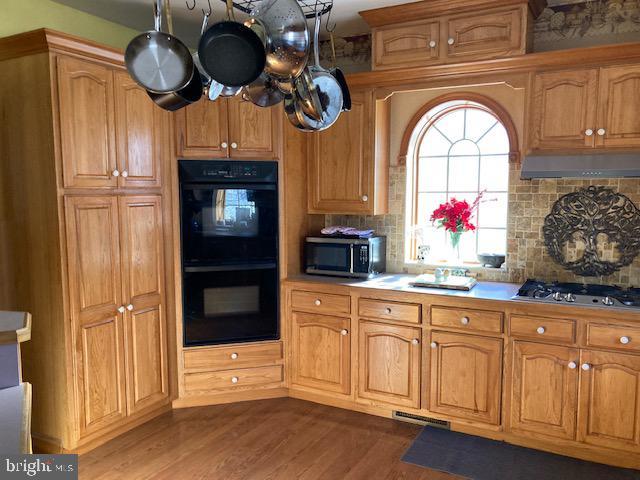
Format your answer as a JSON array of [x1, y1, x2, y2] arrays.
[[305, 237, 386, 278]]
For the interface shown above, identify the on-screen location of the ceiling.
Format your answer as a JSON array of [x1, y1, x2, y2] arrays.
[[52, 0, 421, 46]]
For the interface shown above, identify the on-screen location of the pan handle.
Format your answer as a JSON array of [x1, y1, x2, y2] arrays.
[[154, 0, 162, 32], [166, 0, 174, 35], [200, 9, 210, 35], [313, 10, 321, 67], [226, 0, 236, 21]]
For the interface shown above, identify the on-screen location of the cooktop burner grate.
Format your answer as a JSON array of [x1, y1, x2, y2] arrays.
[[516, 279, 640, 308]]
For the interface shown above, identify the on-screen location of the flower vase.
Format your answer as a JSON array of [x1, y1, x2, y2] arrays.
[[448, 232, 463, 267]]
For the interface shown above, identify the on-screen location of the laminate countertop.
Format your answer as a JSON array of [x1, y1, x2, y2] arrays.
[[285, 274, 522, 303]]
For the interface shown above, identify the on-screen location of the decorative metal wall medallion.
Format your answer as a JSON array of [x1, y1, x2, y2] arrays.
[[543, 186, 640, 276]]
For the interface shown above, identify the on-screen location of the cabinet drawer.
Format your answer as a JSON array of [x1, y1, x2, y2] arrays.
[[291, 290, 350, 316], [183, 342, 282, 372], [373, 20, 440, 70], [358, 298, 421, 324], [184, 365, 283, 393], [431, 306, 503, 334], [586, 323, 640, 353], [510, 315, 575, 344]]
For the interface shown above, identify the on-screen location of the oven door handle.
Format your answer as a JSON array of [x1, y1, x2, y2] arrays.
[[350, 244, 355, 275]]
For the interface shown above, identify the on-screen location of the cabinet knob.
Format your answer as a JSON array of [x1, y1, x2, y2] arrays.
[[412, 338, 420, 345], [126, 304, 134, 311], [581, 363, 591, 371], [230, 353, 238, 359], [341, 329, 349, 336], [121, 170, 129, 178], [112, 169, 120, 177], [117, 306, 125, 313], [430, 341, 438, 349], [447, 37, 455, 45], [585, 129, 594, 136], [231, 142, 238, 149], [314, 299, 321, 306], [429, 40, 437, 48], [460, 317, 470, 325], [231, 376, 239, 384], [384, 307, 392, 315], [536, 326, 546, 335], [362, 195, 368, 202], [620, 336, 631, 345], [221, 142, 228, 148], [568, 361, 577, 369], [597, 128, 606, 136]]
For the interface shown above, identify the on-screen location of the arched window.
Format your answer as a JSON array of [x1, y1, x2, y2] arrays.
[[406, 97, 513, 265]]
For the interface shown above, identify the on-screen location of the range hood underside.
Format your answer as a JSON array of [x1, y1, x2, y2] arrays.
[[521, 153, 640, 179]]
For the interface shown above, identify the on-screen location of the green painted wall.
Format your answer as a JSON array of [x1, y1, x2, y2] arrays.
[[0, 0, 138, 50]]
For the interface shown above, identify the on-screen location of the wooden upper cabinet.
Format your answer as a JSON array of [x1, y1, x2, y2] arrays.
[[528, 69, 598, 151], [445, 7, 525, 61], [64, 196, 126, 435], [429, 331, 502, 425], [358, 321, 421, 408], [597, 65, 640, 148], [175, 98, 229, 158], [509, 342, 579, 441], [308, 89, 389, 215], [227, 98, 281, 160], [373, 21, 440, 70], [57, 56, 117, 188], [114, 71, 162, 188], [291, 312, 351, 395], [578, 349, 640, 453]]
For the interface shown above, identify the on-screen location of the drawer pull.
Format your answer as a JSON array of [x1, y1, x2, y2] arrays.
[[581, 363, 591, 371], [568, 361, 577, 369], [585, 129, 594, 137], [460, 317, 470, 325], [430, 341, 438, 349], [341, 329, 349, 336], [447, 37, 455, 45], [230, 353, 238, 359], [597, 128, 606, 136], [231, 376, 239, 384], [429, 40, 437, 48], [412, 338, 420, 345], [536, 326, 546, 335], [117, 305, 125, 313], [314, 299, 321, 306], [112, 169, 120, 177], [620, 336, 631, 345], [385, 307, 392, 315]]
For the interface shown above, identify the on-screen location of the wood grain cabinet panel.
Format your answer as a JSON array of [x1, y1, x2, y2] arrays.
[[597, 65, 640, 148], [183, 342, 283, 371], [291, 312, 351, 395], [586, 323, 640, 354], [445, 7, 525, 61], [509, 315, 576, 344], [57, 56, 117, 188], [429, 331, 502, 425], [431, 306, 502, 334], [290, 290, 351, 316], [373, 21, 440, 70], [175, 98, 229, 158], [529, 69, 598, 151], [227, 98, 280, 159], [184, 365, 283, 393], [359, 299, 421, 324], [578, 349, 640, 453], [510, 342, 579, 441], [358, 322, 421, 408], [114, 71, 162, 188]]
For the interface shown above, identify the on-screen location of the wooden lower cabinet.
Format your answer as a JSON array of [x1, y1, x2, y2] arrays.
[[509, 342, 579, 440], [428, 331, 502, 425], [291, 312, 351, 395], [358, 321, 421, 408], [578, 349, 640, 452]]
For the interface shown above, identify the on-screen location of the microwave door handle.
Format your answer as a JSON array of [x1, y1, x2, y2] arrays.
[[350, 245, 355, 275]]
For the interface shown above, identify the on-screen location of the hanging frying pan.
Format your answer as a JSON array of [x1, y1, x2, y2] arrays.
[[197, 0, 266, 87], [329, 33, 351, 112], [125, 0, 194, 94], [193, 6, 224, 102]]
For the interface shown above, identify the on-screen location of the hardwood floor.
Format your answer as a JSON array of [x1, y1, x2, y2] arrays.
[[80, 397, 456, 479]]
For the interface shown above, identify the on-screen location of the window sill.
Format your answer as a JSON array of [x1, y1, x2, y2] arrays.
[[404, 259, 508, 274]]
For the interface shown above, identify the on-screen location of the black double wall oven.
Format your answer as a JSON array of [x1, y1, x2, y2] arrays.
[[179, 160, 279, 347]]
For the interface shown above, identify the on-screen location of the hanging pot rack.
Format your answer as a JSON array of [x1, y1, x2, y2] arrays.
[[219, 0, 333, 20]]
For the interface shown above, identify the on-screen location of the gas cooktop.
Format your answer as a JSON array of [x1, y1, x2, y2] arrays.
[[515, 279, 640, 309]]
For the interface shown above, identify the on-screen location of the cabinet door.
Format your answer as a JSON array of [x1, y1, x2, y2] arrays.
[[358, 321, 421, 408], [64, 196, 126, 436], [57, 56, 117, 188], [308, 90, 373, 214], [373, 21, 440, 70], [119, 196, 168, 414], [445, 7, 524, 61], [291, 312, 350, 394], [597, 65, 640, 148], [227, 98, 281, 160], [429, 331, 502, 425], [175, 98, 229, 158], [578, 349, 640, 453], [529, 69, 598, 150], [114, 71, 162, 188], [510, 342, 579, 440]]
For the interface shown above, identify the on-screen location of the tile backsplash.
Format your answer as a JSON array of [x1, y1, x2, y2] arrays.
[[326, 163, 640, 287]]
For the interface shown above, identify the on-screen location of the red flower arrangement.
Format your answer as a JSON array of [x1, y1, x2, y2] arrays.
[[430, 192, 486, 249]]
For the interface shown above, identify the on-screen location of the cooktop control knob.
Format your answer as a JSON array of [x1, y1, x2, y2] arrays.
[[565, 293, 576, 303], [552, 292, 564, 301], [602, 296, 615, 306]]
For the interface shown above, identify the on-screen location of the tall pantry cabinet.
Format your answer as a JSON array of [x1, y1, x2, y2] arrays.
[[0, 30, 174, 452]]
